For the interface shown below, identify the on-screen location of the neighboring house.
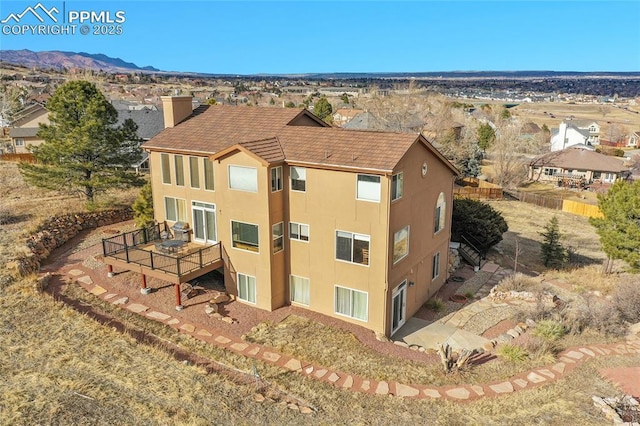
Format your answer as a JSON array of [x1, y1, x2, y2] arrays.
[[550, 120, 600, 151], [343, 111, 424, 132], [529, 146, 629, 184], [8, 103, 50, 154], [135, 97, 458, 337], [625, 131, 640, 148], [114, 108, 165, 172], [332, 108, 364, 127]]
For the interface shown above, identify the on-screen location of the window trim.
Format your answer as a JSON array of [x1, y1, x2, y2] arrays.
[[289, 222, 310, 242], [174, 155, 185, 187], [271, 166, 283, 192], [335, 230, 370, 267], [164, 196, 187, 223], [434, 192, 446, 234], [272, 222, 284, 254], [14, 138, 25, 147], [393, 225, 410, 265], [290, 166, 307, 192], [391, 172, 403, 202], [290, 274, 310, 306], [432, 252, 441, 280], [228, 165, 258, 193], [334, 285, 368, 322], [203, 158, 215, 191], [230, 220, 260, 254], [237, 273, 257, 304], [161, 153, 171, 185], [356, 174, 381, 203]]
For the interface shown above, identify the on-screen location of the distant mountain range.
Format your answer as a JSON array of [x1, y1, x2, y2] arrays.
[[1, 49, 638, 79], [0, 49, 159, 73]]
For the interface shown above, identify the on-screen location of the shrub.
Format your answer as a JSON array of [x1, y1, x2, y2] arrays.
[[132, 182, 154, 228], [497, 344, 529, 363], [451, 198, 508, 252], [495, 273, 541, 292], [425, 297, 444, 312], [561, 295, 624, 336], [612, 280, 640, 323], [533, 320, 566, 341], [539, 216, 567, 269]]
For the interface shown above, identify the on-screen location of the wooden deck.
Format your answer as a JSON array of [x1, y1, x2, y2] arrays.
[[102, 227, 224, 284]]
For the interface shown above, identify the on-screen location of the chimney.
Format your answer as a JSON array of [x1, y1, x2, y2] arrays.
[[161, 95, 193, 128]]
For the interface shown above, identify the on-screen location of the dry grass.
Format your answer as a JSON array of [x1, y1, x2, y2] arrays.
[[486, 199, 606, 273], [546, 264, 620, 295]]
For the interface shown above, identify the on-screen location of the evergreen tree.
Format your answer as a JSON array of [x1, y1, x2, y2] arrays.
[[452, 198, 508, 252], [132, 181, 154, 228], [313, 96, 333, 121], [19, 81, 144, 202], [590, 180, 640, 272], [539, 216, 566, 268], [477, 123, 496, 152]]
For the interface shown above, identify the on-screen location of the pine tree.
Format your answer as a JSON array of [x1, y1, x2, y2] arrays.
[[132, 182, 154, 228], [539, 216, 566, 269], [19, 81, 145, 202], [590, 180, 640, 272], [313, 96, 333, 121]]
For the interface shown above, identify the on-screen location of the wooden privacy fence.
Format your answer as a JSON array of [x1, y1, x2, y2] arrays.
[[0, 153, 35, 163], [507, 190, 603, 218], [454, 178, 503, 199]]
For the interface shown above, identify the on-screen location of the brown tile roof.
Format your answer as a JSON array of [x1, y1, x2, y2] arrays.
[[143, 105, 457, 173], [531, 147, 628, 173]]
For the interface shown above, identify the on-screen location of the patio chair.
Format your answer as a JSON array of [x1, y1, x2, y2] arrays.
[[180, 282, 198, 300]]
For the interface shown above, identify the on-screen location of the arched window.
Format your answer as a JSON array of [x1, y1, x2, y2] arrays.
[[434, 192, 446, 233]]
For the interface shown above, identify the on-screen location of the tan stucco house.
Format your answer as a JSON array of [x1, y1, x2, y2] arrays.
[[138, 96, 458, 337], [8, 103, 50, 154]]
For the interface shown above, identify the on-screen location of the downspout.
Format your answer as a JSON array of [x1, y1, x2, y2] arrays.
[[382, 173, 391, 337]]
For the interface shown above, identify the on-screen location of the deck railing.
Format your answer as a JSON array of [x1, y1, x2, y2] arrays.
[[102, 223, 222, 277]]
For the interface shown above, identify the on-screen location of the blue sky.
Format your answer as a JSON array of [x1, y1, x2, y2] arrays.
[[1, 1, 639, 73]]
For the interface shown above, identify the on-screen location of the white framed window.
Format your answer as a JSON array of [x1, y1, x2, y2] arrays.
[[271, 166, 283, 192], [14, 138, 24, 147], [272, 222, 284, 253], [229, 165, 258, 192], [392, 172, 403, 201], [336, 231, 370, 266], [161, 153, 171, 184], [432, 252, 440, 280], [189, 156, 200, 188], [164, 197, 187, 222], [543, 168, 555, 176], [290, 275, 310, 306], [356, 174, 381, 202], [335, 285, 368, 321], [289, 222, 309, 242], [393, 225, 409, 264], [203, 158, 215, 191], [174, 155, 185, 186], [231, 221, 259, 252], [434, 192, 446, 233], [237, 273, 256, 304], [290, 166, 306, 192]]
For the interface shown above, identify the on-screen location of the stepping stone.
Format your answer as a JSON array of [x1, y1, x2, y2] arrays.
[[196, 329, 212, 337], [551, 362, 566, 374], [89, 285, 106, 295], [247, 347, 260, 356], [527, 372, 546, 383], [601, 348, 612, 355], [180, 324, 195, 333], [104, 293, 117, 300], [375, 381, 389, 395], [215, 336, 231, 344], [284, 358, 302, 371], [313, 369, 328, 379], [591, 346, 606, 355], [361, 380, 370, 391], [423, 388, 441, 398], [538, 369, 555, 379], [262, 351, 281, 363], [564, 350, 584, 360], [341, 375, 353, 388], [126, 303, 149, 313], [470, 385, 485, 396], [490, 381, 514, 394], [230, 342, 248, 352], [77, 276, 94, 285], [394, 384, 418, 397], [304, 366, 314, 375], [579, 348, 595, 357], [446, 388, 470, 400], [147, 311, 171, 321], [559, 356, 575, 364], [68, 269, 84, 276], [167, 318, 179, 325], [613, 345, 628, 354], [328, 373, 340, 383], [513, 379, 528, 388], [112, 297, 128, 305]]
